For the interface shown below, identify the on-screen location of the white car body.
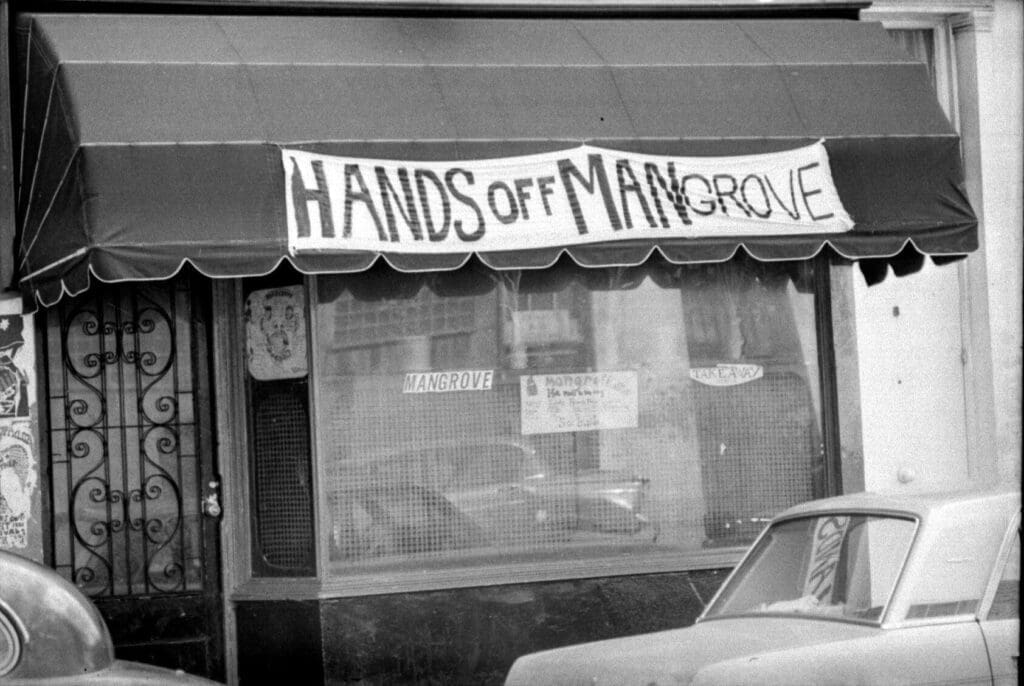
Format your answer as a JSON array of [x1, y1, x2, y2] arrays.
[[505, 488, 1020, 686]]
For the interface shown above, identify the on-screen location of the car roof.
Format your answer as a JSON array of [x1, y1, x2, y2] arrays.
[[775, 486, 1021, 521]]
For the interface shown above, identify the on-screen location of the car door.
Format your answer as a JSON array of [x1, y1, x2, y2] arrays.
[[980, 518, 1020, 686]]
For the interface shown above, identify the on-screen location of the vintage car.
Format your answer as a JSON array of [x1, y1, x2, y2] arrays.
[[506, 488, 1020, 686], [0, 549, 220, 684], [328, 438, 652, 560], [329, 482, 489, 560], [439, 439, 651, 540]]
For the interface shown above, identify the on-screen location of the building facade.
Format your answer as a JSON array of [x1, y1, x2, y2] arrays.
[[0, 1, 1019, 684]]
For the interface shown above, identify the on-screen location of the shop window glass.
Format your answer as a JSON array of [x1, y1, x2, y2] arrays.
[[309, 258, 826, 576]]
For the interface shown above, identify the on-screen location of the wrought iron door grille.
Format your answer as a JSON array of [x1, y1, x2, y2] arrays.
[[46, 280, 204, 596]]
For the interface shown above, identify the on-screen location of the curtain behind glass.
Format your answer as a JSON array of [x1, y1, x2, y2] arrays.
[[888, 29, 936, 87]]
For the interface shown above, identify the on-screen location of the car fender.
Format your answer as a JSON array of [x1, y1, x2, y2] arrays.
[[0, 551, 113, 679]]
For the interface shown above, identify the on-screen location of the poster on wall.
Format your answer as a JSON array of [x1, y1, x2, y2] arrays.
[[245, 286, 309, 380], [0, 315, 29, 419], [0, 309, 36, 550], [520, 371, 638, 435], [0, 422, 36, 549]]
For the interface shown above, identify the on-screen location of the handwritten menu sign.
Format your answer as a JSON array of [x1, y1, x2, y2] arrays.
[[520, 372, 638, 435]]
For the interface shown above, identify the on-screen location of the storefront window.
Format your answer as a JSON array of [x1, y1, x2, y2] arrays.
[[306, 257, 826, 579]]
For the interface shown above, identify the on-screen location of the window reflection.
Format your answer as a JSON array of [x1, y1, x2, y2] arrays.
[[706, 515, 917, 623], [314, 258, 824, 569]]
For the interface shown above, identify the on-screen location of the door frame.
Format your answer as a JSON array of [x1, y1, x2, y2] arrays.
[[40, 275, 226, 680], [212, 279, 252, 686]]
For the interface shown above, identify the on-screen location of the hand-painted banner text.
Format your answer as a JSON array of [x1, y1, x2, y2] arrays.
[[284, 142, 852, 254]]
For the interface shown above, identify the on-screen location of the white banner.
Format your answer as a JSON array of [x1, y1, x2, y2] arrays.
[[284, 142, 852, 255]]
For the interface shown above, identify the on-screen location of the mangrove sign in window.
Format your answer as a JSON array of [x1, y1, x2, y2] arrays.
[[283, 142, 852, 254]]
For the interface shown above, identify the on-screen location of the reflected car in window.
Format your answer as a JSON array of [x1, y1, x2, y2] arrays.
[[440, 440, 652, 542], [329, 483, 488, 560], [505, 488, 1020, 686], [327, 439, 653, 560], [0, 549, 220, 684]]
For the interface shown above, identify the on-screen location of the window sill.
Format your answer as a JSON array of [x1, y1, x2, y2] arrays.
[[230, 546, 745, 601]]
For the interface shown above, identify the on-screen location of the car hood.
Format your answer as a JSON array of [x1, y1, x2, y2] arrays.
[[504, 616, 877, 686]]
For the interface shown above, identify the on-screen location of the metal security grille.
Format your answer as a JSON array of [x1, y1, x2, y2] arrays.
[[46, 279, 203, 596], [250, 380, 315, 572], [696, 372, 823, 547], [312, 260, 827, 572]]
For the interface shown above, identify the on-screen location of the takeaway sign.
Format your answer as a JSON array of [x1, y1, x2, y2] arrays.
[[283, 142, 852, 254]]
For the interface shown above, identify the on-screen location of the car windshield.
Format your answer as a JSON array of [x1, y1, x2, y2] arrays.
[[704, 514, 917, 624]]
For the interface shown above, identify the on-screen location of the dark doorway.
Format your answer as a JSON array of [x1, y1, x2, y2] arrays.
[[43, 274, 224, 680]]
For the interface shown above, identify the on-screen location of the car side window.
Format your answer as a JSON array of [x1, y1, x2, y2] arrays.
[[986, 529, 1020, 621]]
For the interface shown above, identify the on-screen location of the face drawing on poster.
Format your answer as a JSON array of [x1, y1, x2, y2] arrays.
[[0, 316, 29, 419], [245, 286, 309, 380]]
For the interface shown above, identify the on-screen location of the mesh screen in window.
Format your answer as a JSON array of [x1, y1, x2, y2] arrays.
[[314, 259, 825, 571], [245, 282, 316, 576]]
